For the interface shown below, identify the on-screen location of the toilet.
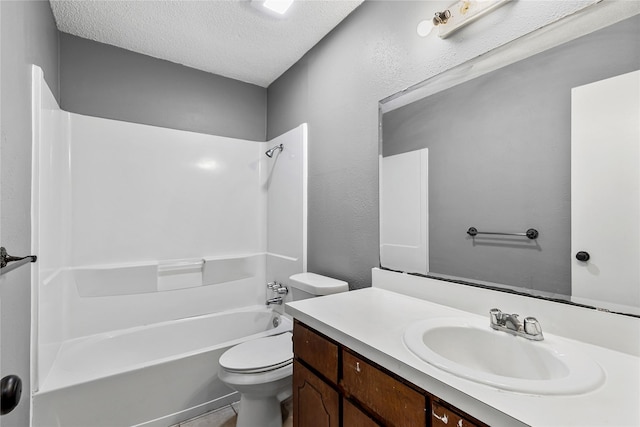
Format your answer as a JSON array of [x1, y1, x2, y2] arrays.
[[218, 273, 348, 427]]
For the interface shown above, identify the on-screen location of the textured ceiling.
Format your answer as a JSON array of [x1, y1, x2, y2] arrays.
[[49, 0, 363, 87]]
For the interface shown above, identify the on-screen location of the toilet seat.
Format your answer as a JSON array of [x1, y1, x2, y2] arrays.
[[219, 332, 293, 374]]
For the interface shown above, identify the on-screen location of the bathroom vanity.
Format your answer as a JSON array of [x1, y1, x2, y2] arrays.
[[293, 320, 484, 426], [285, 268, 640, 427]]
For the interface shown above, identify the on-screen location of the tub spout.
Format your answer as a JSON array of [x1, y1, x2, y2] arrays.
[[266, 297, 283, 306]]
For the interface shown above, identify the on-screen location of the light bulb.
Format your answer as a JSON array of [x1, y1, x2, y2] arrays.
[[416, 19, 435, 37]]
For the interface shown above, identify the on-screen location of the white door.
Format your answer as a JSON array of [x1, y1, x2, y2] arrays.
[[380, 149, 429, 274], [571, 70, 640, 309]]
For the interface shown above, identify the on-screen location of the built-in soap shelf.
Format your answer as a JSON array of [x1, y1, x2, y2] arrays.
[[157, 259, 204, 292], [75, 254, 261, 297]]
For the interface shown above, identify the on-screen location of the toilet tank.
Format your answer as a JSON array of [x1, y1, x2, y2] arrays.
[[289, 272, 349, 301]]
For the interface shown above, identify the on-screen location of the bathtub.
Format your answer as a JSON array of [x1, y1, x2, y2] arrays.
[[32, 306, 292, 427]]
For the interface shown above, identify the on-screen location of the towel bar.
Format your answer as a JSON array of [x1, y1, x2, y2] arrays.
[[467, 227, 539, 240]]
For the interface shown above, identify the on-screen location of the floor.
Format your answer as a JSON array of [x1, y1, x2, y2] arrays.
[[174, 399, 293, 427]]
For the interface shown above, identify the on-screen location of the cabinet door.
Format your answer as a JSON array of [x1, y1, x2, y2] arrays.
[[343, 398, 381, 427], [293, 360, 339, 427]]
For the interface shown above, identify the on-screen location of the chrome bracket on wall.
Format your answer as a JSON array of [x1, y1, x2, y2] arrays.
[[0, 247, 37, 276]]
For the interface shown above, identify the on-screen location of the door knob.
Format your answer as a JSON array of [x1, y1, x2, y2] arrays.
[[575, 251, 590, 262], [1, 375, 22, 415]]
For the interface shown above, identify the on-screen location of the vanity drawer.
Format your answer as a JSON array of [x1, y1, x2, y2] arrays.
[[432, 401, 478, 427], [293, 321, 339, 384], [341, 350, 426, 426]]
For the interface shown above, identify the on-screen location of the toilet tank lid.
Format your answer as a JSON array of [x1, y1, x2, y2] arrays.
[[289, 272, 349, 295]]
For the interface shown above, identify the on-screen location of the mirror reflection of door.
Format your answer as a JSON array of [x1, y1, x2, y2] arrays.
[[380, 149, 429, 274], [571, 70, 640, 309]]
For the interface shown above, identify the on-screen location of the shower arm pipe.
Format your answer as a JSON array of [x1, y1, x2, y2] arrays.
[[0, 247, 37, 276]]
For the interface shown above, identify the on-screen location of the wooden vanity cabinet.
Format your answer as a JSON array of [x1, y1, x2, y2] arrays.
[[292, 322, 340, 427], [341, 350, 426, 425], [293, 320, 487, 427], [431, 400, 479, 427], [292, 360, 340, 427], [342, 398, 381, 426]]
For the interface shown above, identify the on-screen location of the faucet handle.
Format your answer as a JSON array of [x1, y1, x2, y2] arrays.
[[489, 308, 502, 325], [267, 281, 280, 290], [524, 317, 544, 340]]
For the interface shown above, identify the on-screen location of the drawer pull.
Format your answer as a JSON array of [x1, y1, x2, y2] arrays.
[[433, 410, 449, 424], [356, 362, 361, 373], [457, 420, 464, 427]]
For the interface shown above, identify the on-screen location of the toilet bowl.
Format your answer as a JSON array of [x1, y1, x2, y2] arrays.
[[219, 332, 293, 427], [218, 273, 348, 427]]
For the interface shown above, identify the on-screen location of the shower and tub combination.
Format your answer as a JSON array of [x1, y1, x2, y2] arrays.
[[30, 66, 308, 426]]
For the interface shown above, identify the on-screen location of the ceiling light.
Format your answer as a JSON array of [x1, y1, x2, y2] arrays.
[[263, 0, 294, 15]]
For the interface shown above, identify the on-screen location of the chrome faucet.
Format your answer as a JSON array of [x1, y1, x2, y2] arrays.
[[266, 281, 288, 306], [266, 296, 284, 305], [267, 281, 280, 290], [489, 308, 544, 341]]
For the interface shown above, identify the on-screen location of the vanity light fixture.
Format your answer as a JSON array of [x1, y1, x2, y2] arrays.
[[417, 0, 511, 38]]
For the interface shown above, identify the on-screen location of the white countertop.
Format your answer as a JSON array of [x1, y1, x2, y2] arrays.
[[286, 285, 640, 427]]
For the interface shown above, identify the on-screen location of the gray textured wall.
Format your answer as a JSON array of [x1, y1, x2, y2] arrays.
[[266, 1, 607, 289], [0, 1, 59, 425], [382, 15, 640, 294], [267, 2, 442, 289], [60, 33, 267, 141]]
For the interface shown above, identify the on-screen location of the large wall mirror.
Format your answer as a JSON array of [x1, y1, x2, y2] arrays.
[[379, 4, 640, 317]]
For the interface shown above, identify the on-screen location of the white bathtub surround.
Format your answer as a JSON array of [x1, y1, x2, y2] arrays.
[[39, 306, 289, 393], [264, 124, 308, 313], [176, 405, 238, 427], [31, 67, 308, 426], [285, 268, 640, 427], [32, 306, 292, 427], [169, 399, 294, 427]]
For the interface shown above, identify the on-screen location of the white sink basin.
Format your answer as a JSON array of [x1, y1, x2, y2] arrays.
[[403, 317, 604, 395]]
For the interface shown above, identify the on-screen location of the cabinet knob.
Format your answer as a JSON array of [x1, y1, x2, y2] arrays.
[[355, 362, 361, 373]]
